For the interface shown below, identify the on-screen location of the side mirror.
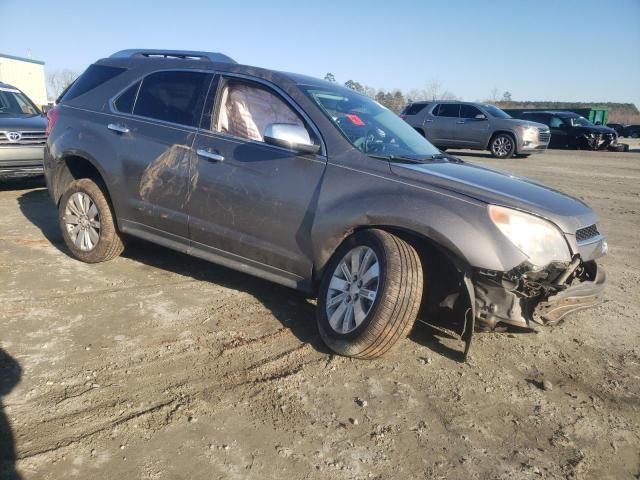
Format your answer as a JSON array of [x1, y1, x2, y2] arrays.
[[264, 123, 320, 155], [41, 104, 51, 115], [475, 113, 487, 120]]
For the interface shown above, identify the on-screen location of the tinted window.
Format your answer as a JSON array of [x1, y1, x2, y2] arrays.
[[114, 82, 139, 113], [549, 116, 564, 128], [134, 71, 211, 127], [435, 104, 459, 117], [524, 113, 546, 124], [404, 103, 428, 115], [62, 65, 126, 101], [460, 104, 483, 119]]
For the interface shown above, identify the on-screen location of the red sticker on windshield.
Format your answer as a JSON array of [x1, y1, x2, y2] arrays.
[[346, 114, 365, 126]]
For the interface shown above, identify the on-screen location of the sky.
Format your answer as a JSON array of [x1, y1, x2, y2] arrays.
[[1, 0, 639, 107]]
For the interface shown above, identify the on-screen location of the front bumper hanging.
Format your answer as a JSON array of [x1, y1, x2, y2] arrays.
[[473, 259, 605, 331]]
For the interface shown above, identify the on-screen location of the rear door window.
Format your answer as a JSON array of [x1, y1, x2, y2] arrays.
[[61, 65, 126, 101], [133, 71, 211, 127], [549, 116, 564, 129], [434, 103, 460, 118]]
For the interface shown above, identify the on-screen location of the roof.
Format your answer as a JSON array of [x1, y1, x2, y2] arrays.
[[0, 52, 45, 65], [97, 50, 333, 91]]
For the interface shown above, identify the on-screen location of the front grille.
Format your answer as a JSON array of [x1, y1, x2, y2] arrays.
[[576, 224, 600, 243], [538, 128, 551, 143], [0, 130, 47, 146]]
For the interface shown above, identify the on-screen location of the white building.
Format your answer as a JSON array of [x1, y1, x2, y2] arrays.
[[0, 53, 48, 107]]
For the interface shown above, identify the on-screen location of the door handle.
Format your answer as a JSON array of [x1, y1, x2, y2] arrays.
[[456, 120, 465, 124], [107, 123, 129, 134], [197, 149, 225, 162], [424, 119, 434, 123]]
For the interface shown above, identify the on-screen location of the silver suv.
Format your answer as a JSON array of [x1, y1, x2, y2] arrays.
[[401, 101, 550, 158]]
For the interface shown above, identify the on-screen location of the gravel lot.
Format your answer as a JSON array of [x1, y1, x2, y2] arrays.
[[1, 143, 639, 480]]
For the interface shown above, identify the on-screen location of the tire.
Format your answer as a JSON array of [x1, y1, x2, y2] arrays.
[[58, 178, 124, 263], [317, 229, 423, 359], [489, 133, 516, 159]]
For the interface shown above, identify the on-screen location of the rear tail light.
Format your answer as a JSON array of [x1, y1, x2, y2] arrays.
[[46, 106, 59, 136]]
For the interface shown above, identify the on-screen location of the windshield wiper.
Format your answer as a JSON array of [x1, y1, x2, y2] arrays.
[[368, 154, 427, 164], [368, 153, 463, 164]]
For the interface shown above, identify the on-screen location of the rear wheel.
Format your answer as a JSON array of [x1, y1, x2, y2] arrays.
[[58, 178, 124, 263], [489, 133, 516, 158], [317, 229, 423, 359]]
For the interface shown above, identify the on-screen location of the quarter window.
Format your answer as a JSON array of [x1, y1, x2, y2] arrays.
[[434, 103, 460, 118], [403, 103, 428, 116], [114, 81, 140, 114], [134, 71, 211, 127], [214, 81, 311, 144]]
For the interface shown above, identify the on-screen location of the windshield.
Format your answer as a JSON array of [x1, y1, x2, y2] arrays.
[[568, 116, 592, 127], [0, 87, 39, 115], [483, 104, 511, 119], [302, 85, 440, 158]]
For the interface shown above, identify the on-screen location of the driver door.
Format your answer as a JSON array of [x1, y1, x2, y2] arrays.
[[187, 76, 326, 279]]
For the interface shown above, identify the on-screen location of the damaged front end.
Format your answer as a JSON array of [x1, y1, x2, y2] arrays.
[[580, 131, 616, 151], [473, 258, 605, 331]]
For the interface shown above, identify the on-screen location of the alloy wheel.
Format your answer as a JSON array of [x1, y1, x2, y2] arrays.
[[63, 192, 101, 251], [492, 136, 513, 157], [325, 246, 380, 334]]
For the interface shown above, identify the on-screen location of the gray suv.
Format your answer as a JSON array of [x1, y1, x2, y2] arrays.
[[401, 101, 550, 158], [44, 50, 606, 359], [0, 82, 48, 175]]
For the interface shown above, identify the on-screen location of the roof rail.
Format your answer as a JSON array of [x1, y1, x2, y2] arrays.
[[110, 49, 237, 64]]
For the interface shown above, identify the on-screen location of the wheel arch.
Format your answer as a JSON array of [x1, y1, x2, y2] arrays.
[[486, 129, 517, 151], [51, 152, 112, 206], [313, 225, 476, 355]]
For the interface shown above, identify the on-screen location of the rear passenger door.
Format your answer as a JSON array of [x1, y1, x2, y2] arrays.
[[109, 70, 212, 240], [429, 103, 460, 146], [456, 104, 491, 147], [187, 76, 326, 280]]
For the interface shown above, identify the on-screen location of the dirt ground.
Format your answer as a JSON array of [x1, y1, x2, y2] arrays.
[[1, 143, 639, 480]]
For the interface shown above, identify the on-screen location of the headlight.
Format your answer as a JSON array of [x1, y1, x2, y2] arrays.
[[488, 205, 571, 267], [519, 125, 538, 142]]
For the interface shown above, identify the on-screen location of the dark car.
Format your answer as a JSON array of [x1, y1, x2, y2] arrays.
[[606, 123, 625, 136], [622, 124, 640, 138], [0, 82, 48, 175], [43, 50, 607, 359], [519, 111, 617, 150]]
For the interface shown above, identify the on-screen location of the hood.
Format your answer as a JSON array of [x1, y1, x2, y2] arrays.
[[574, 124, 616, 135], [503, 118, 549, 130], [0, 114, 47, 131], [390, 159, 597, 234]]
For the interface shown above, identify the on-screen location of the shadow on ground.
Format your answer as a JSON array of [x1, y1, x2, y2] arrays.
[[0, 349, 21, 480]]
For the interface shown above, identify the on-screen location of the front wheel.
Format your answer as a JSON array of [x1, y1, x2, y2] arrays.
[[58, 178, 124, 263], [490, 133, 516, 158], [317, 230, 423, 359]]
